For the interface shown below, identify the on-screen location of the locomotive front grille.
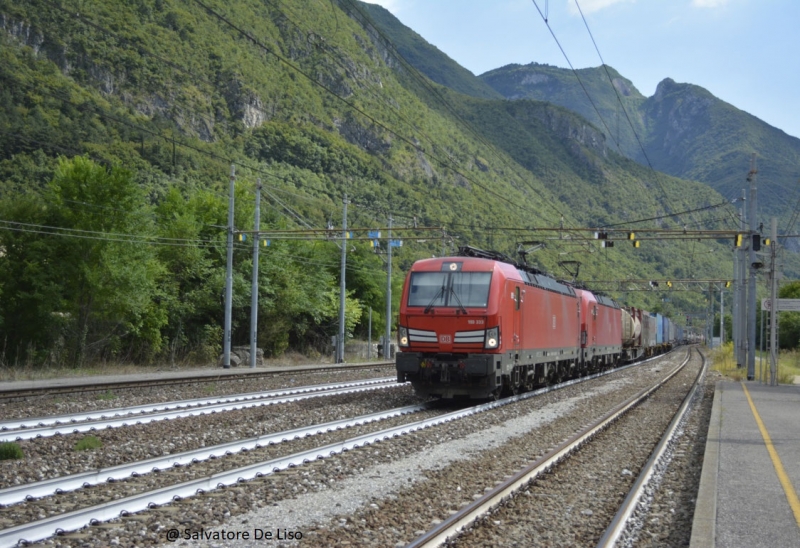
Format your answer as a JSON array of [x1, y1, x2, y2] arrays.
[[408, 328, 437, 343], [454, 329, 485, 344]]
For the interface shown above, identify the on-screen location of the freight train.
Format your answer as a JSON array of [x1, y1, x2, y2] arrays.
[[395, 246, 682, 399]]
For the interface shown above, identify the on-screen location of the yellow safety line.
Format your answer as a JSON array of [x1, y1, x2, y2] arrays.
[[741, 382, 800, 527]]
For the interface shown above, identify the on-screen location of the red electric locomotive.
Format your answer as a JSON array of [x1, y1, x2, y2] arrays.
[[395, 247, 584, 399], [574, 288, 622, 372]]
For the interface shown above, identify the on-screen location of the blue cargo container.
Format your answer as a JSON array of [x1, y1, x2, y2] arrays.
[[655, 314, 664, 345]]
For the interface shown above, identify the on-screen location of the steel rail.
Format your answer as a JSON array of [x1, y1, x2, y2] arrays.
[[0, 352, 673, 548], [0, 379, 398, 443], [404, 349, 692, 548], [596, 348, 707, 547], [0, 361, 394, 400], [0, 377, 395, 431], [0, 402, 432, 507]]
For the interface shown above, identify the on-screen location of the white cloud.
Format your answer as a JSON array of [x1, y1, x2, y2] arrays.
[[567, 0, 636, 15], [691, 0, 730, 7]]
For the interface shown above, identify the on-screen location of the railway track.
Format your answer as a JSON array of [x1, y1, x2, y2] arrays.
[[0, 377, 397, 441], [598, 349, 708, 547], [404, 347, 705, 547], [0, 353, 678, 547], [0, 361, 394, 401]]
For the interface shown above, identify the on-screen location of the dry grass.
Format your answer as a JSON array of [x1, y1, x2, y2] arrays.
[[708, 343, 747, 381], [709, 343, 800, 385]]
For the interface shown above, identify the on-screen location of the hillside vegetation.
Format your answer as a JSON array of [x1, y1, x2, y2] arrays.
[[0, 0, 734, 367]]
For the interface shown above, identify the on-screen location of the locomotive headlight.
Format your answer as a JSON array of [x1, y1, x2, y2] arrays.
[[484, 326, 500, 349], [398, 326, 409, 347]]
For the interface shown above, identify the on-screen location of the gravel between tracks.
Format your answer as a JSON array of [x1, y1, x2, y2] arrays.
[[152, 353, 686, 548], [0, 366, 397, 421], [4, 352, 715, 548], [446, 350, 704, 547], [632, 369, 720, 547]]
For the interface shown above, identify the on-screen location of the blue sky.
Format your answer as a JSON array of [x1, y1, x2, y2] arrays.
[[366, 0, 800, 140]]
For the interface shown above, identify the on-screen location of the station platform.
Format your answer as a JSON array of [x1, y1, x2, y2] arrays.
[[691, 380, 800, 547]]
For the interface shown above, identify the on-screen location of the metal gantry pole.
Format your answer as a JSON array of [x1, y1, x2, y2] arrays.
[[250, 179, 261, 369], [338, 194, 349, 364], [385, 214, 393, 359], [720, 289, 724, 347], [747, 157, 758, 380]]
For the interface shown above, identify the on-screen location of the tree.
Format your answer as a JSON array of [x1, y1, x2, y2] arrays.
[[778, 282, 800, 350], [0, 156, 166, 366]]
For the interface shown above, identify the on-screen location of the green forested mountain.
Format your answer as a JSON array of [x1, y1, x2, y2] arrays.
[[0, 0, 733, 366], [480, 63, 648, 158], [478, 63, 800, 250]]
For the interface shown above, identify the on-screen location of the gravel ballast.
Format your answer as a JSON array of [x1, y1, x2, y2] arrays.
[[0, 351, 717, 548]]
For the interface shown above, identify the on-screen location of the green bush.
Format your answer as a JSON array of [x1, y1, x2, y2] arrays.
[[74, 435, 103, 451], [0, 442, 24, 460]]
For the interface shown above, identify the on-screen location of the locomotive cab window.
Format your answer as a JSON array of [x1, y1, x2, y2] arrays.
[[408, 272, 492, 308]]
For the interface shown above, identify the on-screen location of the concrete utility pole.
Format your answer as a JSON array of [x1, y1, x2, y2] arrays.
[[338, 194, 349, 363], [223, 165, 235, 369], [720, 289, 724, 347], [769, 217, 778, 386], [733, 235, 739, 360], [368, 307, 372, 360], [747, 155, 758, 380], [250, 180, 261, 369], [385, 214, 393, 359], [738, 189, 747, 368], [708, 285, 714, 346]]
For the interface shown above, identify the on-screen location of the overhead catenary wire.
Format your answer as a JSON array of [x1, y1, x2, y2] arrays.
[[531, 0, 683, 226], [0, 222, 229, 249], [598, 199, 737, 229]]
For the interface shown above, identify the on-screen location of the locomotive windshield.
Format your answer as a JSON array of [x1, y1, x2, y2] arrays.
[[408, 272, 492, 308]]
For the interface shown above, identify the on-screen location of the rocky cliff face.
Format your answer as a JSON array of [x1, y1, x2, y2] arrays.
[[533, 104, 608, 158], [643, 78, 713, 162]]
